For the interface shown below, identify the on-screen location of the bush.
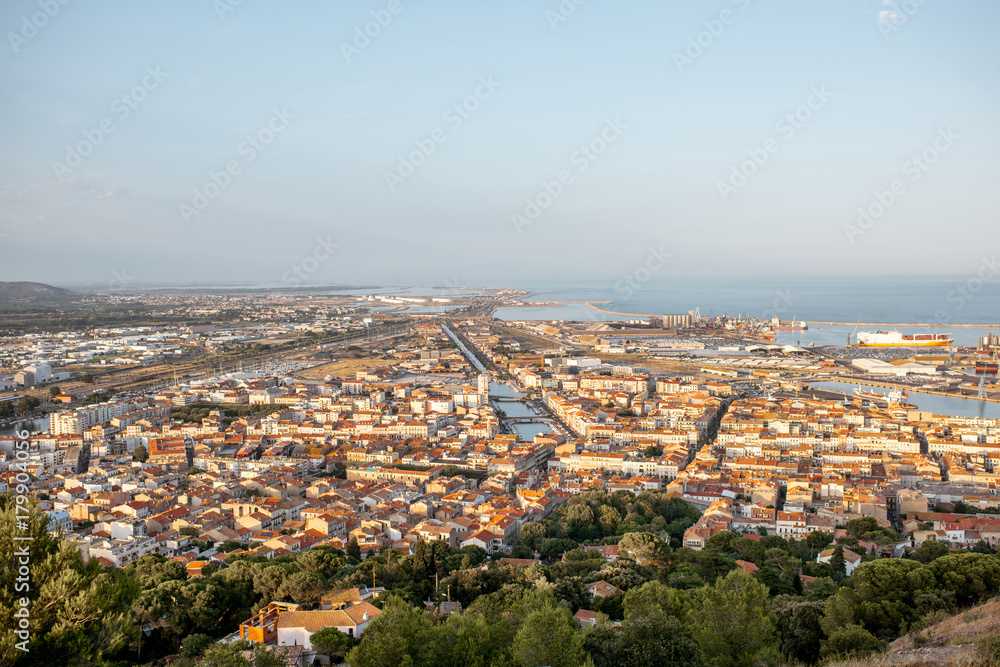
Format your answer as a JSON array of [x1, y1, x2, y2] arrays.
[[821, 624, 885, 660]]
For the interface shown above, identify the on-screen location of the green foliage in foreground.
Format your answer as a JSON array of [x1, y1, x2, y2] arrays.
[[7, 488, 1000, 666]]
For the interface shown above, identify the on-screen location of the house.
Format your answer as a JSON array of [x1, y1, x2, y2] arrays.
[[276, 602, 382, 645], [585, 580, 621, 600], [240, 602, 302, 645], [816, 547, 863, 576], [574, 609, 608, 628], [585, 544, 619, 562], [460, 529, 496, 554], [186, 560, 212, 577]]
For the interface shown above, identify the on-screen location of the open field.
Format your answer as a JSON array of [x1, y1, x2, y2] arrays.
[[499, 326, 562, 350], [295, 358, 398, 380]]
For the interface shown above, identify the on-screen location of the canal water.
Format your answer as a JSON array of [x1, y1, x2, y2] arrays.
[[488, 381, 554, 440], [0, 416, 49, 437], [810, 381, 1000, 419]]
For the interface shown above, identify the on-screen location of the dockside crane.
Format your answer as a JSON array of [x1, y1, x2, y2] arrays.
[[847, 318, 861, 347]]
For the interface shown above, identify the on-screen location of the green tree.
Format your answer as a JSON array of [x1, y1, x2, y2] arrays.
[[200, 641, 253, 667], [598, 506, 622, 535], [845, 517, 879, 540], [512, 606, 584, 667], [296, 547, 344, 578], [912, 539, 949, 563], [128, 553, 186, 588], [971, 539, 995, 554], [80, 373, 95, 384], [133, 444, 148, 463], [518, 522, 547, 551], [773, 596, 825, 665], [180, 633, 215, 659], [806, 530, 833, 551], [277, 572, 326, 607], [821, 558, 935, 640], [347, 537, 363, 562], [615, 612, 703, 667], [691, 568, 779, 667], [617, 532, 668, 565], [539, 537, 580, 560], [49, 385, 62, 398], [0, 500, 135, 666], [829, 545, 846, 580], [252, 565, 288, 601], [346, 598, 433, 667], [927, 552, 1000, 606], [820, 624, 884, 660], [622, 580, 689, 621], [310, 626, 354, 662]]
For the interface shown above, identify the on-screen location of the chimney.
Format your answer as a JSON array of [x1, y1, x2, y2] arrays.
[[362, 612, 368, 621]]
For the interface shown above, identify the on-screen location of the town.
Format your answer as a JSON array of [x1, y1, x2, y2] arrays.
[[3, 289, 1000, 666]]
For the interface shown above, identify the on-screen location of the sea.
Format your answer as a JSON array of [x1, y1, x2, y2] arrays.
[[490, 276, 1000, 347]]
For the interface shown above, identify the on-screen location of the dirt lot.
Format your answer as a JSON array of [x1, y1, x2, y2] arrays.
[[296, 358, 397, 380]]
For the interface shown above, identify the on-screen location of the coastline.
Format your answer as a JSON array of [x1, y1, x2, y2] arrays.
[[578, 302, 999, 328]]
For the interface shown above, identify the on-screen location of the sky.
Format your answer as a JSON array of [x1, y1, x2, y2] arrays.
[[0, 0, 998, 289]]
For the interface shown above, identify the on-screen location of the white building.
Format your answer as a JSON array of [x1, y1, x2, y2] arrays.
[[275, 602, 381, 645], [46, 509, 72, 535]]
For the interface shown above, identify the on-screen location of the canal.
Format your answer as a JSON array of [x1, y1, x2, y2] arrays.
[[811, 381, 1000, 419]]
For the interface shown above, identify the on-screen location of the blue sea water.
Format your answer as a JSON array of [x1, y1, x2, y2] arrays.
[[492, 276, 1000, 346]]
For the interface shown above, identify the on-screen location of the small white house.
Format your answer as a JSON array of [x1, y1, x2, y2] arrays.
[[817, 547, 862, 576]]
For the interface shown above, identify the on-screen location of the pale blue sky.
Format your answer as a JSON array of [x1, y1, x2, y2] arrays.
[[0, 0, 998, 287]]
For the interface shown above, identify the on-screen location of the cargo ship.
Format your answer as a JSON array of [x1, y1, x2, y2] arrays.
[[854, 387, 913, 407], [853, 331, 953, 347], [773, 321, 808, 331], [976, 357, 999, 375]]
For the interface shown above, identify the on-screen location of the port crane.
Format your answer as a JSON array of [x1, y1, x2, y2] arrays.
[[847, 318, 861, 347]]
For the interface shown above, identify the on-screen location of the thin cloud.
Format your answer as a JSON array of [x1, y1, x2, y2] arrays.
[[879, 10, 904, 23]]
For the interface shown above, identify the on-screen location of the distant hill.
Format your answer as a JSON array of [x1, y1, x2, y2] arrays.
[[0, 281, 78, 305]]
